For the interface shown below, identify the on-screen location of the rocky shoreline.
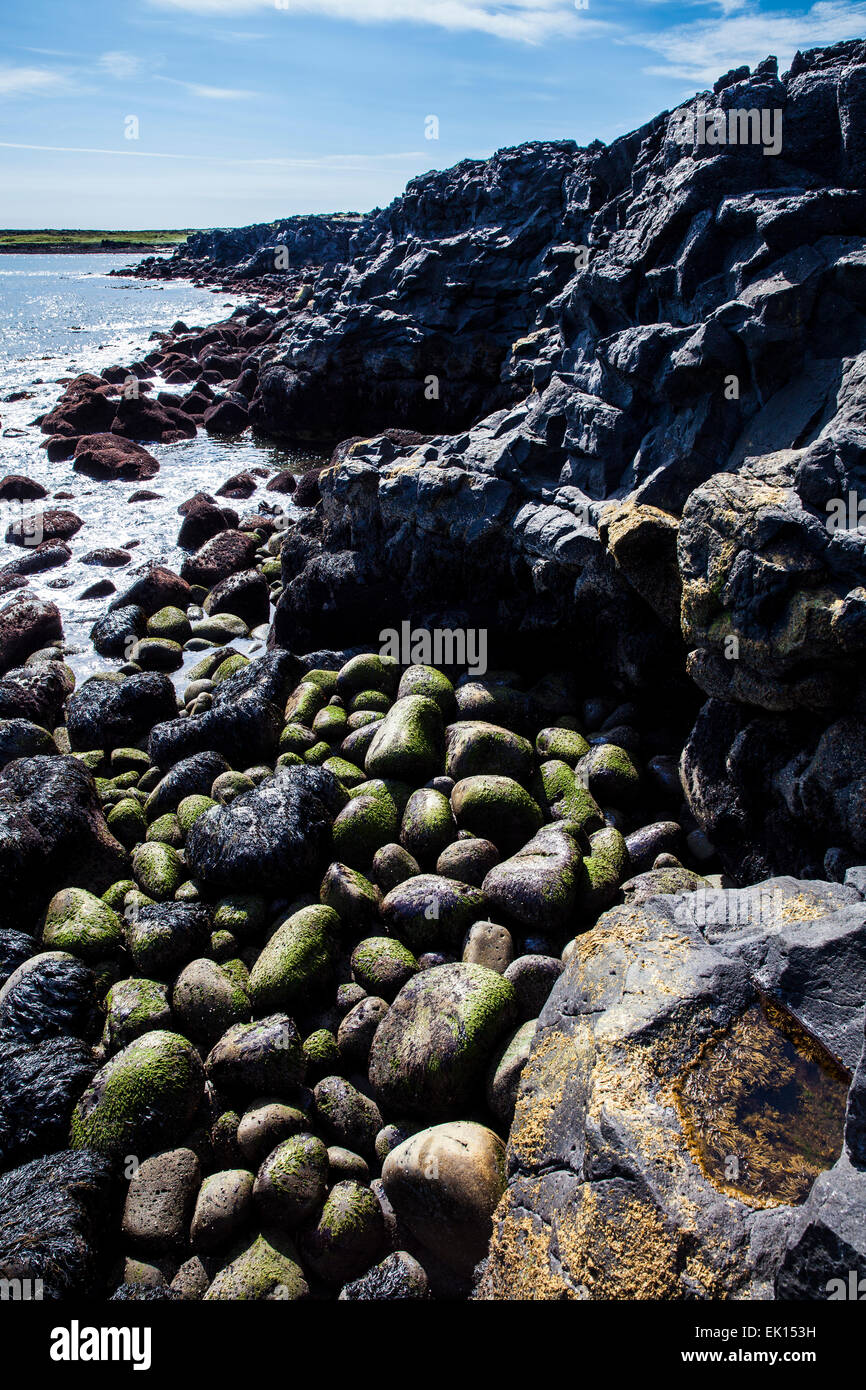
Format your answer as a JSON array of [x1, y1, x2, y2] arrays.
[[1, 38, 866, 1301]]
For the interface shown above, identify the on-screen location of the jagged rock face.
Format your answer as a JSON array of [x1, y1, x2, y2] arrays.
[[475, 873, 866, 1301], [147, 40, 866, 878]]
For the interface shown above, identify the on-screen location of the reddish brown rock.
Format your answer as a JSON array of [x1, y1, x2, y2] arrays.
[[73, 433, 160, 481]]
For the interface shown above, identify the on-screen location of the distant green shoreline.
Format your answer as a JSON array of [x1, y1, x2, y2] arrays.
[[0, 230, 194, 253]]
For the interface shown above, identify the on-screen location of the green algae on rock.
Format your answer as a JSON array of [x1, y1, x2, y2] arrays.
[[368, 962, 517, 1116], [70, 1030, 205, 1157]]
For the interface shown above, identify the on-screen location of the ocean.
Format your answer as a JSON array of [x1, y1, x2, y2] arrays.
[[0, 253, 309, 681]]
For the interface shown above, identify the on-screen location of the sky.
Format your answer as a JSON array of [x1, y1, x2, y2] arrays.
[[1, 0, 865, 228]]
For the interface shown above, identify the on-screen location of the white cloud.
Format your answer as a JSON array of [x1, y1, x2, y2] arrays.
[[99, 51, 143, 79], [147, 0, 611, 44], [0, 65, 69, 97], [626, 0, 866, 84]]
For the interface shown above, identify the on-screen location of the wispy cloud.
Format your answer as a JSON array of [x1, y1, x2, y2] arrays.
[[0, 65, 71, 97], [626, 0, 866, 84], [99, 51, 143, 80], [147, 0, 611, 44], [0, 140, 425, 170], [156, 74, 258, 98]]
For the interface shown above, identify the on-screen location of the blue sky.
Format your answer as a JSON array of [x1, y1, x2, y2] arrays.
[[1, 0, 865, 228]]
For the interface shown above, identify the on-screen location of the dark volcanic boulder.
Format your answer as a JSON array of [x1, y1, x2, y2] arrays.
[[0, 1035, 97, 1169], [0, 757, 129, 928], [109, 564, 191, 616], [0, 952, 99, 1043], [67, 672, 177, 751], [40, 374, 117, 436], [177, 493, 239, 550], [5, 510, 82, 546], [180, 530, 258, 588], [148, 692, 282, 770], [73, 434, 159, 480], [144, 750, 231, 819], [110, 394, 197, 443], [203, 569, 270, 627], [216, 470, 258, 499], [0, 597, 63, 674], [0, 662, 72, 727], [203, 397, 249, 435], [0, 475, 48, 502], [0, 541, 71, 579], [0, 1148, 115, 1298], [210, 650, 302, 712], [0, 719, 56, 769], [90, 604, 147, 659], [186, 763, 346, 894]]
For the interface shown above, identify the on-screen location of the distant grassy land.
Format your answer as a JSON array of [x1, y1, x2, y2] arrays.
[[0, 229, 194, 252]]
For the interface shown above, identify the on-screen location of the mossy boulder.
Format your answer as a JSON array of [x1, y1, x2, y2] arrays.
[[103, 878, 136, 910], [211, 770, 255, 804], [313, 1076, 382, 1158], [535, 759, 604, 832], [106, 797, 147, 848], [445, 721, 533, 784], [535, 727, 590, 766], [364, 695, 444, 784], [145, 812, 184, 848], [70, 1030, 205, 1157], [371, 841, 421, 893], [203, 1232, 308, 1300], [320, 861, 380, 926], [147, 606, 192, 644], [41, 887, 124, 965], [303, 1028, 341, 1078], [368, 962, 517, 1116], [123, 902, 210, 979], [397, 664, 455, 716], [131, 841, 185, 900], [348, 689, 390, 715], [213, 653, 250, 683], [451, 775, 542, 854], [486, 1019, 537, 1123], [312, 705, 348, 743], [205, 1013, 305, 1095], [135, 637, 184, 673], [190, 613, 249, 644], [332, 793, 399, 869], [103, 977, 172, 1052], [279, 722, 317, 756], [298, 1180, 385, 1286], [177, 794, 217, 834], [482, 824, 582, 934], [578, 743, 641, 807], [284, 680, 326, 726], [381, 873, 487, 953], [322, 755, 365, 788], [400, 788, 455, 867], [436, 837, 500, 887], [172, 957, 251, 1045], [350, 936, 418, 1000], [336, 653, 399, 699], [577, 825, 630, 918], [454, 681, 528, 733], [253, 1132, 329, 1227], [248, 904, 340, 1012], [213, 894, 268, 938]]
